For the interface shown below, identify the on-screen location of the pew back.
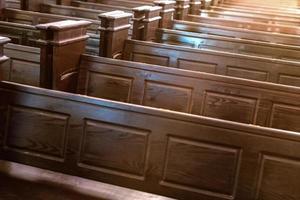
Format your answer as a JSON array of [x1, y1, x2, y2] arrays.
[[78, 55, 300, 133], [123, 39, 300, 87], [156, 28, 300, 61], [172, 20, 300, 46], [1, 81, 300, 200]]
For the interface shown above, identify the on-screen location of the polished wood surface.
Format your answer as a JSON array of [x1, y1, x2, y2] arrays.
[[78, 55, 300, 132], [0, 161, 173, 200], [172, 20, 300, 46], [1, 81, 300, 200], [2, 43, 40, 86], [123, 39, 300, 87], [1, 0, 300, 199], [156, 28, 300, 61]]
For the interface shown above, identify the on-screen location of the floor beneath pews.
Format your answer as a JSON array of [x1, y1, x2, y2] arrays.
[[0, 161, 174, 200]]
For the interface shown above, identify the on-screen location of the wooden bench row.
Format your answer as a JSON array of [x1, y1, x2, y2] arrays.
[[3, 17, 300, 89], [3, 1, 300, 48], [3, 4, 300, 60], [0, 1, 300, 199], [1, 26, 300, 133], [1, 74, 300, 200]]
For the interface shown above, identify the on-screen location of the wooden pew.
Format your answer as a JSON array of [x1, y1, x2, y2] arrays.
[[85, 0, 153, 8], [223, 1, 300, 14], [5, 0, 20, 9], [122, 39, 300, 87], [0, 36, 10, 79], [199, 9, 300, 26], [0, 8, 101, 54], [40, 3, 105, 20], [212, 4, 298, 16], [2, 8, 99, 32], [2, 28, 300, 132], [210, 5, 300, 19], [77, 54, 300, 132], [0, 20, 91, 92], [71, 0, 132, 12], [1, 80, 300, 200], [156, 28, 300, 61], [0, 161, 173, 200], [172, 20, 300, 46], [186, 15, 300, 35], [2, 43, 40, 86], [80, 0, 192, 20], [224, 0, 300, 8]]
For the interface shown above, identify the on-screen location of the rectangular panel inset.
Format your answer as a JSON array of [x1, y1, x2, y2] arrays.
[[132, 52, 169, 66], [255, 154, 300, 200], [278, 74, 300, 87], [270, 103, 300, 132], [177, 59, 217, 73], [78, 119, 150, 180], [5, 105, 69, 161], [202, 92, 258, 124], [10, 60, 40, 86], [87, 72, 133, 102], [143, 81, 193, 112], [226, 66, 268, 81], [161, 137, 241, 199]]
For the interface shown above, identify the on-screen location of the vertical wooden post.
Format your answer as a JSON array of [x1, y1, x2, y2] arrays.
[[0, 0, 5, 19], [36, 20, 91, 92], [201, 0, 212, 9], [98, 11, 132, 59], [132, 6, 161, 41], [174, 0, 190, 20], [211, 0, 219, 6], [154, 0, 175, 29], [0, 36, 10, 80], [20, 0, 45, 11], [56, 0, 72, 5], [189, 0, 201, 15]]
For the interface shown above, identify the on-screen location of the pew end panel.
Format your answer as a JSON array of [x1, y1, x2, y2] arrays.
[[0, 36, 11, 80], [2, 43, 40, 86], [98, 10, 132, 59], [132, 6, 162, 41], [36, 20, 91, 92]]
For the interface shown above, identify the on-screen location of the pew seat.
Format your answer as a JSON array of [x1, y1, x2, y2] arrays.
[[0, 161, 172, 200]]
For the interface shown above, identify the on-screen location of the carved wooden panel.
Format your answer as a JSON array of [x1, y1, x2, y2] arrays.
[[226, 66, 269, 81], [142, 81, 193, 113], [255, 154, 300, 200], [177, 59, 217, 73], [201, 92, 258, 124], [161, 136, 241, 199], [86, 71, 133, 102], [2, 44, 40, 86], [78, 119, 150, 179], [132, 53, 170, 66], [4, 105, 69, 161], [270, 103, 300, 132], [278, 74, 300, 87]]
